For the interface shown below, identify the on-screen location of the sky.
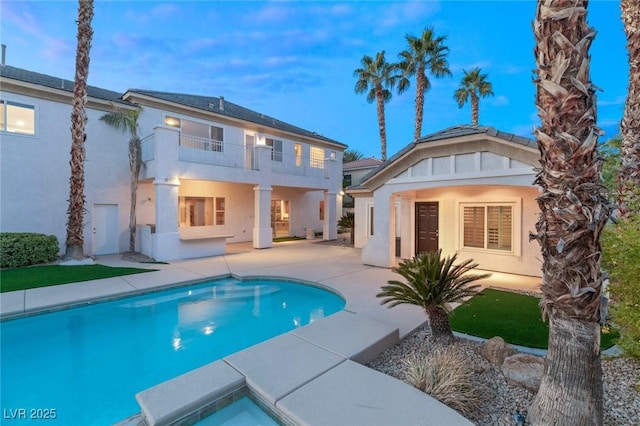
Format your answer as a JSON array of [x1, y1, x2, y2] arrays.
[[0, 0, 628, 159]]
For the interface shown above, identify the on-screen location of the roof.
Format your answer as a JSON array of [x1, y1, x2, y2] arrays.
[[343, 157, 383, 171], [359, 124, 537, 185], [126, 89, 346, 147], [0, 65, 130, 105]]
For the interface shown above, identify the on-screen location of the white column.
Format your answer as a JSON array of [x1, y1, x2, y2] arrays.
[[323, 191, 338, 240], [362, 186, 394, 267], [253, 185, 273, 249], [151, 126, 181, 261]]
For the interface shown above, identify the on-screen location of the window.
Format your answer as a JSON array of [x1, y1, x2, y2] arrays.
[[266, 138, 282, 162], [215, 198, 225, 225], [343, 174, 352, 188], [462, 204, 512, 251], [179, 196, 226, 226], [310, 147, 324, 169], [367, 204, 374, 237], [319, 200, 325, 221], [294, 143, 302, 166], [165, 115, 224, 152], [1, 100, 35, 135]]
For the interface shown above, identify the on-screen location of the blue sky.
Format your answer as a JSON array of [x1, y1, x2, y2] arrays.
[[1, 0, 628, 158]]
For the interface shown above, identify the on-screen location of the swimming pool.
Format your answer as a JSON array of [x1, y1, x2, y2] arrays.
[[0, 277, 345, 425]]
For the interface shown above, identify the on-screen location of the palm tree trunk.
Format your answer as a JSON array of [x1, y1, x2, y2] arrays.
[[128, 136, 141, 252], [617, 0, 640, 218], [529, 1, 611, 423], [529, 314, 603, 424], [470, 92, 479, 126], [414, 68, 426, 140], [65, 0, 94, 260], [425, 305, 454, 345], [375, 85, 387, 161]]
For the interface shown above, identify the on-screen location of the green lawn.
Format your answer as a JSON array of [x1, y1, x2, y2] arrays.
[[0, 264, 156, 293], [450, 288, 619, 349]]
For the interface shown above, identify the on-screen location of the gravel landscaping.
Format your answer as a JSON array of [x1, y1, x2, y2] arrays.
[[368, 324, 640, 425]]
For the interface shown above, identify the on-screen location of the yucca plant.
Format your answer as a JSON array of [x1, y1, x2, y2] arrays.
[[377, 250, 490, 344]]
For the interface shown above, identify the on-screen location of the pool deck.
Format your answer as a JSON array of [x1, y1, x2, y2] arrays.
[[1, 240, 542, 425]]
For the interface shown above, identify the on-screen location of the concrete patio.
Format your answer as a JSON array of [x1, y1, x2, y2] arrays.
[[1, 240, 542, 425]]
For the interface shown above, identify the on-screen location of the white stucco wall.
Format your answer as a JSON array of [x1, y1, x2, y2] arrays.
[[1, 91, 132, 255]]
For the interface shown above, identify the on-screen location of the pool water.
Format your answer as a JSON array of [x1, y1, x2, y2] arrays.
[[194, 396, 280, 426], [0, 277, 344, 425]]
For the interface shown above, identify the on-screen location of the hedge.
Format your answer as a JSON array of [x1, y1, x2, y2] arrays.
[[1, 233, 60, 268]]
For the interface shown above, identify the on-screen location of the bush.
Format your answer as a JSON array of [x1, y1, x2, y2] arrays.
[[602, 212, 640, 359], [403, 345, 484, 416], [1, 233, 59, 268]]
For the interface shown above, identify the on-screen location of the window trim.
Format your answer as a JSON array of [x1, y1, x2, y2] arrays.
[[457, 199, 521, 256], [0, 100, 37, 137]]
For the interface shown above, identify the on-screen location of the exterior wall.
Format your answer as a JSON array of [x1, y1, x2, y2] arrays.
[[414, 185, 541, 277], [0, 90, 131, 255]]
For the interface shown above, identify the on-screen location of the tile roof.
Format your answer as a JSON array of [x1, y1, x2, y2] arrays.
[[127, 89, 346, 147], [343, 157, 383, 171], [0, 65, 130, 105]]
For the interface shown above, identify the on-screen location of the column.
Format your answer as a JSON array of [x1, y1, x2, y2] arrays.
[[323, 191, 338, 240], [253, 185, 273, 249]]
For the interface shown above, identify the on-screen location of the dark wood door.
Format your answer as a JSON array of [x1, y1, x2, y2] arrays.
[[415, 202, 439, 254]]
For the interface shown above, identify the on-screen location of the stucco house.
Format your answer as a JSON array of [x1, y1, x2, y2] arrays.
[[0, 65, 346, 261], [347, 125, 542, 277]]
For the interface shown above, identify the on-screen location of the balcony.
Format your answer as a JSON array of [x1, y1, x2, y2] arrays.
[[140, 127, 340, 191]]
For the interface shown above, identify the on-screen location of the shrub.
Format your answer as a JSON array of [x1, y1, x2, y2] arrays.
[[403, 345, 483, 417], [1, 233, 59, 268], [602, 212, 640, 359]]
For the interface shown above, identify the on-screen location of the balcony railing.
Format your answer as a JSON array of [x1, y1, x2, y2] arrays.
[[142, 130, 332, 179]]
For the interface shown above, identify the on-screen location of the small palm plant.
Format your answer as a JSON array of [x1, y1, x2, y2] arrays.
[[377, 250, 490, 344], [337, 212, 355, 245]]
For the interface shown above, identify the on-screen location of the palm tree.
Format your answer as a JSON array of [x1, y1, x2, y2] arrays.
[[617, 0, 640, 219], [376, 250, 490, 345], [100, 106, 143, 254], [337, 211, 355, 245], [343, 149, 365, 163], [354, 51, 401, 161], [453, 67, 494, 126], [65, 0, 94, 260], [528, 1, 612, 424], [398, 27, 451, 140]]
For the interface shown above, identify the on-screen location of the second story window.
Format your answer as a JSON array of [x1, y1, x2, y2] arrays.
[[1, 100, 35, 136], [310, 146, 324, 169], [266, 138, 282, 162], [165, 115, 224, 152]]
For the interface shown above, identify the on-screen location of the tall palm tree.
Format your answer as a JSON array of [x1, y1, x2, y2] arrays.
[[398, 27, 452, 140], [376, 250, 490, 345], [453, 67, 494, 126], [65, 0, 94, 260], [617, 0, 640, 219], [354, 51, 400, 161], [100, 106, 143, 253], [528, 1, 611, 424]]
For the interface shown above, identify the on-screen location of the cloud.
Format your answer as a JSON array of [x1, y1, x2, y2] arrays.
[[490, 95, 509, 107], [378, 1, 441, 28], [598, 96, 626, 107]]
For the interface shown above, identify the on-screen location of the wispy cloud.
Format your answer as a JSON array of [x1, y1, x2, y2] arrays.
[[490, 95, 510, 107]]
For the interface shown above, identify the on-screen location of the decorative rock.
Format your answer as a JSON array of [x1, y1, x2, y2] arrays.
[[480, 336, 517, 366], [501, 353, 545, 392]]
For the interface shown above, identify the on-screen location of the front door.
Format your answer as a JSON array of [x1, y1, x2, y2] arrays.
[[271, 199, 290, 238], [93, 204, 119, 255], [415, 202, 438, 254]]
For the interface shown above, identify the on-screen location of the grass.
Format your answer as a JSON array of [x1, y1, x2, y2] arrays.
[[450, 288, 619, 349], [0, 264, 156, 293], [273, 236, 306, 242]]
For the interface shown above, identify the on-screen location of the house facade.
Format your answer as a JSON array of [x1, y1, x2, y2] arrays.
[[342, 157, 382, 212], [0, 65, 346, 261], [348, 125, 542, 277]]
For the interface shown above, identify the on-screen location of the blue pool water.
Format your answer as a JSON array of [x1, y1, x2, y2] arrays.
[[0, 277, 344, 425]]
